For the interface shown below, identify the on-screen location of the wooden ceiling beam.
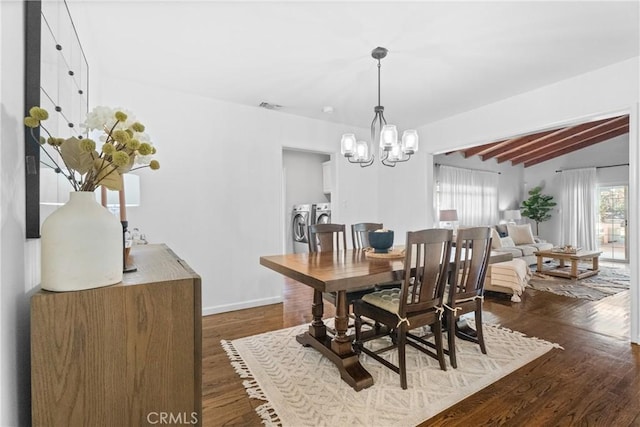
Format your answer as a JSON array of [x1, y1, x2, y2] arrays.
[[508, 115, 629, 165], [523, 124, 629, 167], [495, 117, 617, 164], [490, 129, 559, 162], [481, 129, 557, 161], [458, 140, 505, 158], [495, 125, 600, 163]]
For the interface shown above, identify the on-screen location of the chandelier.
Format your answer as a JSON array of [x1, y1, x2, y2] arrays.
[[340, 47, 419, 167]]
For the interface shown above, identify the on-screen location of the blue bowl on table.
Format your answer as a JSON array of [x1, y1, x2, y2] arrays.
[[368, 230, 394, 253]]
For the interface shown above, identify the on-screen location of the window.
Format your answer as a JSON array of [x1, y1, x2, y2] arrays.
[[436, 165, 499, 226]]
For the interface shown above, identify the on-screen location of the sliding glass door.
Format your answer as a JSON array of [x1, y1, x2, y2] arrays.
[[598, 185, 628, 262]]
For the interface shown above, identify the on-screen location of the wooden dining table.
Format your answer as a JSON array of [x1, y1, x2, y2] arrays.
[[259, 248, 512, 391]]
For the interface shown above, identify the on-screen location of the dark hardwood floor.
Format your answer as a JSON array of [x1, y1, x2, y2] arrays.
[[202, 273, 639, 426]]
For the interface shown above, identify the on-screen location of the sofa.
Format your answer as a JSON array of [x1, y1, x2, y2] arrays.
[[490, 223, 553, 266]]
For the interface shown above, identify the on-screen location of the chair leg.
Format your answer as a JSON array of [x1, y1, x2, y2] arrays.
[[434, 320, 446, 371], [398, 325, 407, 390], [447, 312, 457, 369], [354, 311, 363, 344], [475, 301, 487, 354]]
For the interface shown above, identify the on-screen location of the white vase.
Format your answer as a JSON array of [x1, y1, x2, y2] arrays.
[[41, 191, 123, 292]]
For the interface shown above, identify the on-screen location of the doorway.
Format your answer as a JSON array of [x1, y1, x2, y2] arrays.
[[598, 185, 628, 262], [282, 149, 331, 253]]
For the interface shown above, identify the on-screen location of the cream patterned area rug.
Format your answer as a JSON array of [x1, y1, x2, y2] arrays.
[[529, 263, 630, 300], [222, 322, 561, 427]]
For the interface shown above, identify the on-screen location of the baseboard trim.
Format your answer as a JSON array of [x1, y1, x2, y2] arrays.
[[202, 296, 283, 316]]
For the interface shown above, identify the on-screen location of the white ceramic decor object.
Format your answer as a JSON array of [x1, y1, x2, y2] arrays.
[[41, 191, 123, 291]]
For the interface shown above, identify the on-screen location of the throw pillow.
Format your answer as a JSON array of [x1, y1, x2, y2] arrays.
[[500, 236, 515, 247], [491, 228, 502, 249], [507, 224, 535, 245]]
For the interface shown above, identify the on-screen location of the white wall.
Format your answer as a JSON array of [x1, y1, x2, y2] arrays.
[[93, 75, 377, 315], [376, 149, 432, 245], [523, 134, 629, 243], [0, 1, 39, 425], [283, 150, 329, 208]]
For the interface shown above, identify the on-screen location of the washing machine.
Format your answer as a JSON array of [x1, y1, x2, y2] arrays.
[[314, 202, 331, 224], [291, 204, 313, 253]]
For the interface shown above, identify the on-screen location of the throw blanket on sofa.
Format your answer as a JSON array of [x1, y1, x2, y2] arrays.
[[486, 259, 532, 302]]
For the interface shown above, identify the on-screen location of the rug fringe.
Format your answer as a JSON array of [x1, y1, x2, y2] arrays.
[[256, 402, 282, 426], [221, 340, 282, 425], [484, 323, 564, 350], [243, 379, 268, 400], [221, 339, 254, 379]]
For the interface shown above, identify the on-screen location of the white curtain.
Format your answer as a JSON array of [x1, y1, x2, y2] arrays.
[[560, 167, 598, 250], [437, 165, 499, 226]]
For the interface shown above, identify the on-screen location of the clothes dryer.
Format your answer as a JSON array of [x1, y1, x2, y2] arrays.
[[291, 204, 313, 253], [314, 202, 331, 224]]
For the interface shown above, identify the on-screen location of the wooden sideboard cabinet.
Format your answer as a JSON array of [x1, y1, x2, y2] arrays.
[[31, 244, 202, 427]]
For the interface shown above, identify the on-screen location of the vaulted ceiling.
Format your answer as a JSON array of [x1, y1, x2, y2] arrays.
[[67, 1, 640, 131], [446, 115, 629, 167]]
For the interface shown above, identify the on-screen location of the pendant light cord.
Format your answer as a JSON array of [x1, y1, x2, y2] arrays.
[[377, 59, 381, 107]]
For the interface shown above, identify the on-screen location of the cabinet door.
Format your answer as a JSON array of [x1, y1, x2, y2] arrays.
[[31, 279, 200, 426]]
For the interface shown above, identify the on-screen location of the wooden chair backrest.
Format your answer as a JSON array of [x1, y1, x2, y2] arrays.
[[448, 227, 492, 306], [399, 228, 453, 317], [351, 223, 383, 249], [308, 223, 347, 253]]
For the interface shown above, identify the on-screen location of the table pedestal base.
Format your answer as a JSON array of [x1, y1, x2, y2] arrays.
[[296, 332, 374, 391]]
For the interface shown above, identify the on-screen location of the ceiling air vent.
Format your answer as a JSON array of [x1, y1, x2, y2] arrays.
[[259, 102, 283, 110]]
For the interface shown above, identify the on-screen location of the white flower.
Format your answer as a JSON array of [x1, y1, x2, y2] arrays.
[[81, 106, 137, 132], [135, 131, 152, 143], [81, 106, 114, 131]]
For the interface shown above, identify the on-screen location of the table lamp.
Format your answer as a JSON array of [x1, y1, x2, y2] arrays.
[[504, 210, 522, 225], [99, 174, 141, 273]]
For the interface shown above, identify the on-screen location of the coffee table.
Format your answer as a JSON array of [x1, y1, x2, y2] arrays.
[[534, 249, 602, 279]]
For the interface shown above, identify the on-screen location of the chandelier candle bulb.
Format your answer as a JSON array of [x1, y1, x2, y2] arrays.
[[380, 125, 398, 150], [341, 134, 356, 157], [402, 130, 419, 154], [355, 141, 370, 160], [389, 144, 402, 161]]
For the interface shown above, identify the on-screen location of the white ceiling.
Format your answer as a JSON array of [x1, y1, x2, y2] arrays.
[[67, 1, 640, 131]]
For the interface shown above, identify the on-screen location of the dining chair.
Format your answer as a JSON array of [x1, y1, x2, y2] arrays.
[[354, 228, 453, 389], [352, 222, 400, 291], [308, 223, 376, 313], [351, 222, 383, 249], [308, 223, 347, 253], [445, 226, 493, 369]]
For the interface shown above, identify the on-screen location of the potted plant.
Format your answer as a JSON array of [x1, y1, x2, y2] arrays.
[[520, 186, 556, 235]]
